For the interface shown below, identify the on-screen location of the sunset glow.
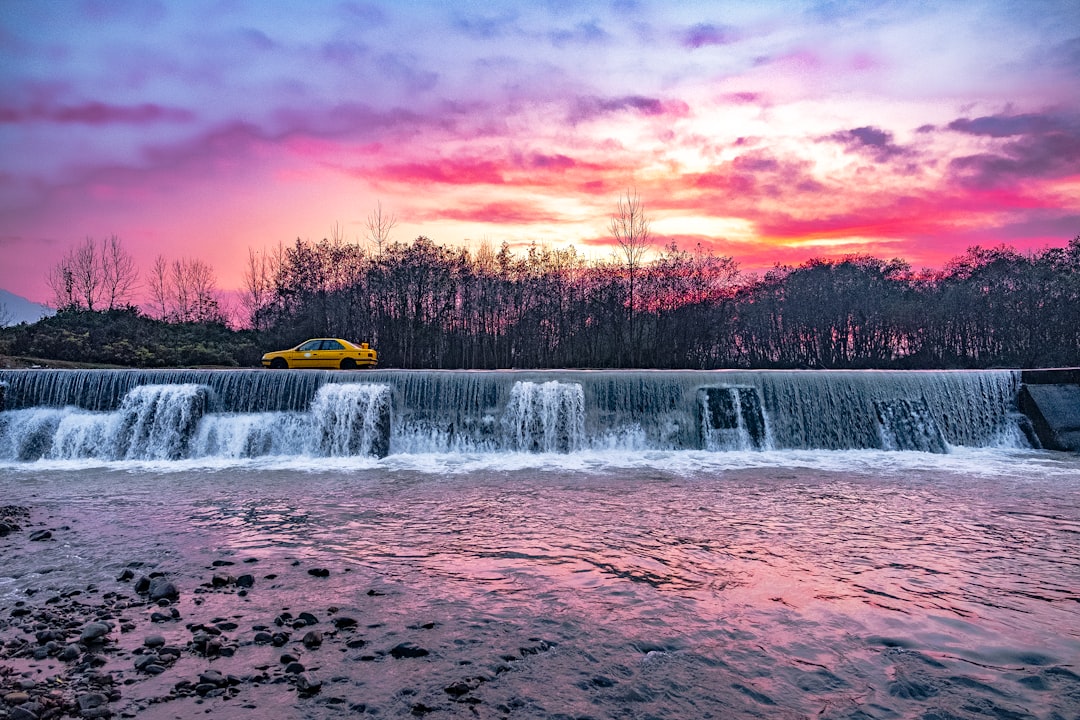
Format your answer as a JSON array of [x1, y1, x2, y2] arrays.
[[2, 0, 1078, 303]]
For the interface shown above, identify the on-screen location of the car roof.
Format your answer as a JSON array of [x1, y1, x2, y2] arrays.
[[301, 338, 358, 347]]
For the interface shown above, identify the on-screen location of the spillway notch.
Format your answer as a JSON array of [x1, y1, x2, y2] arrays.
[[697, 386, 768, 451]]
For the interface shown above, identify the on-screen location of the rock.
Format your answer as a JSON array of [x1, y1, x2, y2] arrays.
[[332, 616, 357, 629], [80, 622, 111, 644], [4, 691, 31, 705], [236, 574, 255, 588], [390, 642, 430, 659], [198, 670, 225, 686], [444, 681, 472, 697], [77, 692, 108, 711], [295, 672, 322, 694], [297, 611, 318, 626], [29, 529, 52, 541], [307, 568, 330, 577], [211, 573, 232, 587], [134, 655, 160, 671], [150, 612, 171, 623], [211, 560, 234, 567], [59, 644, 81, 661], [133, 577, 150, 594], [9, 706, 39, 720], [116, 569, 134, 582], [144, 634, 166, 648], [302, 630, 323, 648], [284, 662, 305, 675], [148, 579, 178, 602], [254, 631, 273, 644]]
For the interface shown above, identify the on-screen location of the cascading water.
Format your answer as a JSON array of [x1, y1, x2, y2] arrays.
[[502, 381, 585, 453], [110, 384, 211, 460], [874, 398, 947, 453], [698, 386, 770, 451], [309, 383, 392, 458], [0, 368, 1035, 463]]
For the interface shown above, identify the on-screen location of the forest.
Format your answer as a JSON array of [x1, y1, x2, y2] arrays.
[[3, 228, 1078, 370]]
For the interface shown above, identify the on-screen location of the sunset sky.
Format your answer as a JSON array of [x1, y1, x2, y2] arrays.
[[2, 0, 1079, 304]]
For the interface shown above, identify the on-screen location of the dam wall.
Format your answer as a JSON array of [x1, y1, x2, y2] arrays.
[[0, 368, 1036, 461], [1019, 368, 1080, 452]]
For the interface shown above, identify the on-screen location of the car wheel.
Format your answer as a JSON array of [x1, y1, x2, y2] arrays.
[[340, 358, 357, 370], [270, 358, 288, 369]]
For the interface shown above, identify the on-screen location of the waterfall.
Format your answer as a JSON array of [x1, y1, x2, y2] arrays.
[[874, 398, 947, 453], [110, 384, 211, 460], [698, 386, 770, 451], [309, 383, 392, 458], [502, 381, 585, 453], [0, 368, 1034, 462]]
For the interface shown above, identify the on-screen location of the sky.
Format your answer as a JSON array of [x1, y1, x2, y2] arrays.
[[1, 0, 1079, 305]]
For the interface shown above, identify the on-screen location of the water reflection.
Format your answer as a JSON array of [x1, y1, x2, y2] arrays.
[[2, 459, 1078, 718]]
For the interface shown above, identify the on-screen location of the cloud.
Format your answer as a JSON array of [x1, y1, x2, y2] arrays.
[[420, 201, 566, 225], [0, 101, 195, 125], [569, 94, 689, 123], [946, 113, 1064, 137], [548, 19, 608, 47], [681, 23, 735, 49], [825, 126, 910, 162], [377, 158, 506, 186], [947, 112, 1080, 188]]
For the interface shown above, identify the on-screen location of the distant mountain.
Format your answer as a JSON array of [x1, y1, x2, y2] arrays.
[[0, 289, 54, 326]]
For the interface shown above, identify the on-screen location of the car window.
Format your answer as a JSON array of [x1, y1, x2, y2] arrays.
[[321, 340, 345, 350], [297, 340, 321, 351]]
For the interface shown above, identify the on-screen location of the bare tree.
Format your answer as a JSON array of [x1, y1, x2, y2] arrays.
[[147, 255, 170, 320], [609, 188, 652, 364], [366, 201, 397, 257], [0, 302, 12, 327], [100, 235, 138, 309], [71, 237, 103, 310], [242, 247, 277, 330], [179, 257, 224, 324], [45, 235, 137, 311], [46, 254, 77, 310]]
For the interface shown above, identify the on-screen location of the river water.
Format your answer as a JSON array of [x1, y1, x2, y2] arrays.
[[2, 448, 1079, 718]]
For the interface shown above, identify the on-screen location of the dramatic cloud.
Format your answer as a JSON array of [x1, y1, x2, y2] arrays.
[[825, 126, 911, 162], [947, 113, 1080, 188], [1, 0, 1078, 301]]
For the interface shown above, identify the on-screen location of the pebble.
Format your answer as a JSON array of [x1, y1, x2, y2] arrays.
[[10, 707, 39, 720], [148, 579, 178, 602], [80, 622, 111, 644], [295, 672, 322, 694], [390, 642, 430, 659], [199, 669, 225, 686]]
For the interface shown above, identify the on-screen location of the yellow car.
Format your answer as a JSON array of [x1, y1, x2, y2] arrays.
[[261, 338, 378, 369]]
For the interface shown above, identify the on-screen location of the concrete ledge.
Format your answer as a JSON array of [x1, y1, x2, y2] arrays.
[[1019, 383, 1080, 451], [1021, 368, 1080, 384]]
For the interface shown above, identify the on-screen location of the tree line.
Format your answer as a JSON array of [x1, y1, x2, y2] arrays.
[[239, 234, 1079, 369], [12, 197, 1080, 369]]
